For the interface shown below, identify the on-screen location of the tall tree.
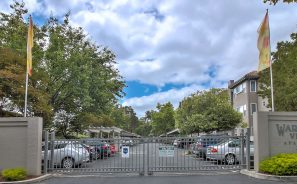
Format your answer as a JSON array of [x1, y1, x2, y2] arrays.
[[135, 119, 152, 136], [258, 33, 297, 111], [0, 2, 52, 126], [151, 102, 175, 136], [0, 2, 125, 136], [43, 13, 125, 136], [176, 89, 242, 135]]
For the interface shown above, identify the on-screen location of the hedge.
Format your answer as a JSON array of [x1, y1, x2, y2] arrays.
[[259, 153, 297, 176], [1, 168, 27, 181]]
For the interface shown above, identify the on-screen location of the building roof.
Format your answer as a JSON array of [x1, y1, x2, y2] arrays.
[[86, 126, 141, 137], [160, 128, 180, 137], [228, 71, 259, 89]]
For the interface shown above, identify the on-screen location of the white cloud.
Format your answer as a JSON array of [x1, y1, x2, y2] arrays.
[[4, 0, 294, 86], [122, 84, 207, 117], [2, 1, 296, 85], [1, 0, 297, 116], [0, 1, 11, 13]]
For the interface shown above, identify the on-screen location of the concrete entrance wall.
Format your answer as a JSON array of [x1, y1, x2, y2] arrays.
[[0, 117, 43, 175], [253, 112, 297, 172]]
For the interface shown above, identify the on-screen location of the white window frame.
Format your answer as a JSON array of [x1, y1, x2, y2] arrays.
[[250, 103, 257, 115], [250, 80, 257, 92], [242, 82, 246, 93]]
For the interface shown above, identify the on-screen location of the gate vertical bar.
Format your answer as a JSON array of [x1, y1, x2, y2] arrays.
[[43, 131, 48, 174], [246, 128, 251, 170], [142, 138, 145, 175], [147, 138, 151, 175], [50, 132, 55, 170], [240, 129, 245, 167]]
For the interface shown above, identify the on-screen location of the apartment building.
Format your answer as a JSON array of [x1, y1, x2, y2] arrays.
[[228, 71, 270, 132]]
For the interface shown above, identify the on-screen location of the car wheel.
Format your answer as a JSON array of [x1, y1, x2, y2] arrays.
[[62, 157, 74, 168], [225, 154, 236, 165]]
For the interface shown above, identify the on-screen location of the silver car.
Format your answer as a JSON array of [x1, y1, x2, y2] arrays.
[[206, 139, 254, 165], [42, 141, 90, 168]]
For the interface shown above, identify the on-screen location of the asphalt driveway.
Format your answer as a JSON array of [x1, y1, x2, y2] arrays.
[[39, 173, 294, 184]]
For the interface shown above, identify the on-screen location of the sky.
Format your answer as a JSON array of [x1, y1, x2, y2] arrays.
[[0, 0, 296, 117]]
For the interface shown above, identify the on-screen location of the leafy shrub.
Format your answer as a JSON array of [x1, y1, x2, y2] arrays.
[[260, 153, 297, 176], [1, 168, 27, 181]]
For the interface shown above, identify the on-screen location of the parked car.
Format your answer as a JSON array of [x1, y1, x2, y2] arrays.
[[191, 135, 228, 159], [82, 144, 98, 160], [109, 144, 117, 155], [84, 141, 111, 159], [94, 142, 111, 159], [206, 139, 254, 165], [173, 139, 180, 147], [173, 138, 195, 148], [119, 139, 134, 149], [42, 141, 90, 168]]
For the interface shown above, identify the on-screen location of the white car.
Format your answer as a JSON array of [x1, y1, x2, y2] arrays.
[[119, 139, 134, 149], [173, 139, 180, 147], [206, 139, 254, 165], [42, 141, 90, 168]]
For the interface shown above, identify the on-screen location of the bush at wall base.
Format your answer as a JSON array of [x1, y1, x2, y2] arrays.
[[260, 153, 297, 176], [1, 168, 27, 181]]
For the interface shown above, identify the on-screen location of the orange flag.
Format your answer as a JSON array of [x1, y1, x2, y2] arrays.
[[257, 11, 271, 72], [27, 16, 33, 76]]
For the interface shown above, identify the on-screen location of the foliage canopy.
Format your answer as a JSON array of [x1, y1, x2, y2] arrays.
[[175, 89, 242, 135], [258, 33, 297, 111]]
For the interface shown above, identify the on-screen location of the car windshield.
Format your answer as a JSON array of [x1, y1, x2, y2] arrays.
[[211, 138, 233, 146]]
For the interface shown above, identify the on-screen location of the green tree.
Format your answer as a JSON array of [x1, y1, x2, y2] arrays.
[[0, 2, 52, 126], [0, 2, 125, 137], [44, 14, 125, 137], [108, 105, 140, 133], [135, 118, 152, 136], [151, 102, 175, 136], [176, 89, 242, 135], [109, 106, 130, 130], [122, 106, 138, 132], [258, 33, 297, 111]]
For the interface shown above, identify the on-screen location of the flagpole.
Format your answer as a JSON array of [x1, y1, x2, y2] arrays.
[[269, 56, 275, 112], [24, 15, 31, 117], [267, 9, 275, 112], [24, 70, 28, 117]]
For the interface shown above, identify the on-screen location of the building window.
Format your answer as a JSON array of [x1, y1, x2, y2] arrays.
[[250, 103, 257, 115], [236, 104, 247, 117], [250, 80, 257, 92], [234, 83, 246, 94]]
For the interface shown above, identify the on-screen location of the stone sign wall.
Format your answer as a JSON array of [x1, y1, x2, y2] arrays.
[[253, 112, 297, 172], [0, 117, 43, 175], [270, 121, 297, 154]]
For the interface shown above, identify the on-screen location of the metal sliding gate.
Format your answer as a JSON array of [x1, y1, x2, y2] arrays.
[[43, 130, 252, 175]]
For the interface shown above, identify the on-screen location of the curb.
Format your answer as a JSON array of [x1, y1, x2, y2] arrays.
[[240, 169, 297, 182], [0, 174, 52, 184], [51, 170, 239, 178]]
